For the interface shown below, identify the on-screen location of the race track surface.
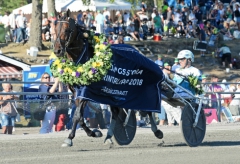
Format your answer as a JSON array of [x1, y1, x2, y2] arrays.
[[0, 123, 240, 164]]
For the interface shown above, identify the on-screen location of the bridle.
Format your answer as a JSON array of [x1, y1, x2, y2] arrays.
[[54, 17, 89, 65]]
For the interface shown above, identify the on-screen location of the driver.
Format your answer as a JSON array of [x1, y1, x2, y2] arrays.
[[173, 50, 201, 98], [175, 50, 201, 78]]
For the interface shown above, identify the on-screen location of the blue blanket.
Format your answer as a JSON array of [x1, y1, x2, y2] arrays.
[[75, 44, 165, 112]]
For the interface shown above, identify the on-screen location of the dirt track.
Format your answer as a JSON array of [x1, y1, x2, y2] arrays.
[[0, 123, 240, 164]]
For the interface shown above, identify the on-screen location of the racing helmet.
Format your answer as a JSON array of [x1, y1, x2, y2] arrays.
[[177, 50, 194, 62]]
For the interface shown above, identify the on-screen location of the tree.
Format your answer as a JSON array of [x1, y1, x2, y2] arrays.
[[29, 0, 42, 50], [0, 0, 28, 15], [47, 0, 56, 18]]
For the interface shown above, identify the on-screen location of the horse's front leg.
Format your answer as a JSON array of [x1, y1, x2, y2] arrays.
[[61, 99, 102, 147], [79, 101, 102, 138], [62, 99, 80, 147], [104, 106, 119, 144], [148, 112, 163, 139]]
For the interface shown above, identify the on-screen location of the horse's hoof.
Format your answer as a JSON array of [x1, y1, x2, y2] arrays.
[[61, 138, 73, 147], [92, 129, 103, 138], [154, 129, 163, 139], [104, 137, 114, 148]]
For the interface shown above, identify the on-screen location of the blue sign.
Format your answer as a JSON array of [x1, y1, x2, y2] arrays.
[[76, 44, 165, 112], [23, 65, 51, 117]]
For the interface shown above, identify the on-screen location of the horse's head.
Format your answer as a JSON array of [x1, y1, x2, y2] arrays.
[[53, 9, 80, 59]]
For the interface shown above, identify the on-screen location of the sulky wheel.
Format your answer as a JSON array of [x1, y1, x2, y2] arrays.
[[180, 103, 206, 147], [113, 109, 136, 145]]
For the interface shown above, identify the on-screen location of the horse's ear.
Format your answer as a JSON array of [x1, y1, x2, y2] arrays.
[[67, 9, 71, 18]]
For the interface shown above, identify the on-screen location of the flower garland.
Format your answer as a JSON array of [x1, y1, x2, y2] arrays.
[[49, 34, 112, 85], [187, 75, 204, 95]]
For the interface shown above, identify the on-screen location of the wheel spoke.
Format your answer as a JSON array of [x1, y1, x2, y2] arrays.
[[188, 128, 193, 140], [193, 128, 198, 143], [125, 124, 135, 128], [195, 125, 204, 131]]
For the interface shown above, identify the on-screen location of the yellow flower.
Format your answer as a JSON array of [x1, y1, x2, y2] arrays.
[[95, 44, 100, 49], [88, 70, 93, 78], [99, 44, 106, 50], [72, 72, 76, 76], [57, 63, 62, 69], [49, 52, 57, 59], [77, 67, 84, 72], [68, 68, 73, 74], [53, 59, 60, 66], [96, 62, 103, 67], [95, 38, 100, 43], [64, 68, 68, 73], [92, 62, 97, 68], [95, 51, 101, 56], [57, 67, 62, 72]]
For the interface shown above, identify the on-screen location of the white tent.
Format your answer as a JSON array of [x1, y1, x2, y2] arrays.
[[13, 0, 69, 14], [61, 0, 132, 11], [13, 0, 132, 14]]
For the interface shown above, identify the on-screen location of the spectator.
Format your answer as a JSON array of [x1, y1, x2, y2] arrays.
[[103, 7, 110, 19], [218, 44, 233, 69], [201, 74, 210, 108], [234, 3, 240, 31], [38, 73, 63, 134], [123, 12, 130, 26], [194, 5, 203, 24], [173, 8, 182, 25], [126, 22, 139, 41], [225, 6, 233, 23], [136, 10, 148, 21], [140, 1, 147, 13], [176, 20, 185, 38], [133, 14, 141, 39], [115, 11, 123, 25], [95, 10, 105, 34], [0, 83, 19, 134], [9, 12, 16, 42], [104, 15, 111, 27], [208, 9, 217, 27], [185, 20, 195, 38], [153, 12, 162, 35], [172, 58, 180, 72], [77, 10, 84, 26], [41, 14, 50, 41], [55, 114, 67, 131], [104, 23, 114, 38], [209, 75, 223, 109], [15, 10, 27, 43], [189, 10, 198, 27], [114, 35, 124, 44], [155, 55, 163, 67], [1, 11, 10, 41], [196, 24, 206, 57], [229, 83, 240, 119]]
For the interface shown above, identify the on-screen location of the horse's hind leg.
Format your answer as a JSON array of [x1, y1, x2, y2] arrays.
[[104, 106, 118, 144], [143, 111, 163, 139]]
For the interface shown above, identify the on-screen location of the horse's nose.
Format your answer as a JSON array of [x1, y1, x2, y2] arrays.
[[54, 50, 61, 55]]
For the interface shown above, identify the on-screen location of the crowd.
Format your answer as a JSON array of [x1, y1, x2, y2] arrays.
[[1, 0, 240, 44]]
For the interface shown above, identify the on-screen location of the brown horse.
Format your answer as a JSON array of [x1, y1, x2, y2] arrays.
[[53, 10, 163, 147]]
